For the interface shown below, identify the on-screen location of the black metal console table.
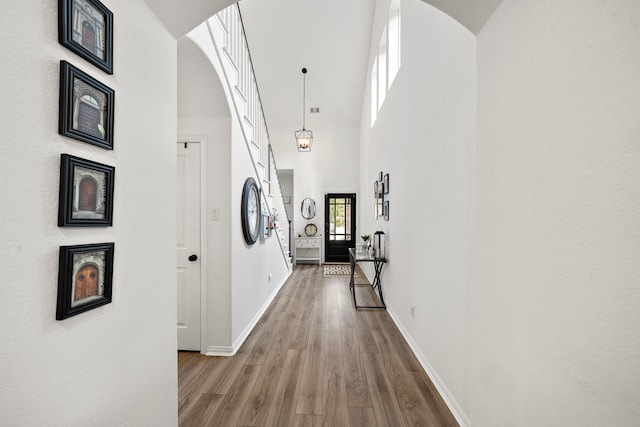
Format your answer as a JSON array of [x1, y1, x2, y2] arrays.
[[348, 247, 386, 309]]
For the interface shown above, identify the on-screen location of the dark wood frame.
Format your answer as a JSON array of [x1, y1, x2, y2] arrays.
[[58, 0, 114, 74], [58, 154, 115, 227], [57, 242, 114, 320], [59, 60, 115, 150]]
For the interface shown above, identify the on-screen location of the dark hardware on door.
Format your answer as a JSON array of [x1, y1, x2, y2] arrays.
[[188, 254, 198, 262]]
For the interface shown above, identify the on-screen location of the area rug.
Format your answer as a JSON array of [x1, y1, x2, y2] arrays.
[[323, 264, 356, 277]]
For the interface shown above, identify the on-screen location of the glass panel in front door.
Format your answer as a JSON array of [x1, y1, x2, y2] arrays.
[[328, 197, 352, 241]]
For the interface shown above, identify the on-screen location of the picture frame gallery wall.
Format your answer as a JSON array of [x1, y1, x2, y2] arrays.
[[56, 0, 116, 320]]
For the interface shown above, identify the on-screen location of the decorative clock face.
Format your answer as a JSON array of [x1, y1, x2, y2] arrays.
[[241, 177, 261, 245], [304, 223, 317, 236], [248, 187, 258, 235]]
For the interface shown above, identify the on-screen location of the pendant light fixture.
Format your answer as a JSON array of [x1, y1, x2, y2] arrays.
[[294, 67, 313, 152]]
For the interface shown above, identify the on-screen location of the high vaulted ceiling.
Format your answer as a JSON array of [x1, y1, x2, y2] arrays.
[[144, 0, 501, 38], [239, 0, 375, 129], [146, 0, 502, 133]]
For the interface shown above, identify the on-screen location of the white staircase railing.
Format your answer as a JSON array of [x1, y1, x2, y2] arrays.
[[205, 4, 292, 268]]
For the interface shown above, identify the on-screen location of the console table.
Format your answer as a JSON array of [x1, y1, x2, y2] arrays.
[[294, 237, 322, 265], [348, 247, 386, 309]]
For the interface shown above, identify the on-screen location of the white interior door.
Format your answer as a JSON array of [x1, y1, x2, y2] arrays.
[[177, 141, 201, 351]]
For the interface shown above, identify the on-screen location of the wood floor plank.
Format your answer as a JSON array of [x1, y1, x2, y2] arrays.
[[208, 364, 262, 426], [310, 294, 327, 331], [296, 329, 325, 415], [179, 356, 221, 417], [289, 303, 313, 349], [178, 392, 224, 427], [353, 313, 380, 355], [362, 352, 408, 427], [411, 371, 460, 427], [379, 342, 444, 426], [324, 327, 343, 356], [291, 414, 322, 427], [320, 356, 349, 427], [324, 288, 340, 331], [371, 313, 424, 373], [347, 407, 379, 427], [204, 352, 248, 395], [243, 324, 275, 366], [264, 349, 305, 427], [341, 327, 373, 408], [237, 329, 293, 426]]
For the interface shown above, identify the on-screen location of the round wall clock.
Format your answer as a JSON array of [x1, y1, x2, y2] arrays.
[[241, 177, 261, 245], [304, 223, 317, 236]]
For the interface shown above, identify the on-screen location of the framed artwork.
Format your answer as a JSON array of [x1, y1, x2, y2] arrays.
[[57, 242, 114, 320], [384, 200, 389, 221], [59, 60, 115, 150], [58, 0, 114, 74], [374, 180, 383, 219], [263, 213, 272, 238], [58, 154, 115, 226], [383, 173, 389, 194]]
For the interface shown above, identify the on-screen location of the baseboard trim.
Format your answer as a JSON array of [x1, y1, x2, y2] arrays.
[[204, 346, 235, 356], [205, 270, 292, 357], [386, 306, 471, 427]]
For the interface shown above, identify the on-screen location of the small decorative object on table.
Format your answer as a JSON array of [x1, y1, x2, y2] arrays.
[[373, 227, 387, 259], [360, 234, 370, 250]]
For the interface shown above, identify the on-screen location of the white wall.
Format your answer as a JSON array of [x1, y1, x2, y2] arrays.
[[0, 1, 178, 425], [269, 124, 361, 246], [360, 0, 476, 422], [231, 119, 291, 342], [184, 23, 292, 353], [178, 37, 234, 351], [474, 0, 640, 425]]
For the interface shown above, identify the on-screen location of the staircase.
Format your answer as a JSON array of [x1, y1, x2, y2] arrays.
[[188, 4, 292, 269]]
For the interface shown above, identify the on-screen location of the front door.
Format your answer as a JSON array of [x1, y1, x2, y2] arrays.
[[176, 141, 201, 351], [324, 193, 356, 263]]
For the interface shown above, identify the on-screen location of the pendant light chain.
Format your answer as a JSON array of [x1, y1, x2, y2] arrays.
[[302, 67, 307, 130]]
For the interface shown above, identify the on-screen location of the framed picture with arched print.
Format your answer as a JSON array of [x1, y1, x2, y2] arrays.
[[59, 61, 115, 150], [59, 0, 114, 74], [57, 242, 114, 320], [58, 154, 115, 227]]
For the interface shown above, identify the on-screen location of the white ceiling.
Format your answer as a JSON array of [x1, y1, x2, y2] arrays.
[[239, 0, 375, 130], [147, 0, 503, 132], [144, 0, 502, 38]]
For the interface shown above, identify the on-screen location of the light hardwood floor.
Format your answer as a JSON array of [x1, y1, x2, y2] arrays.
[[178, 264, 458, 426]]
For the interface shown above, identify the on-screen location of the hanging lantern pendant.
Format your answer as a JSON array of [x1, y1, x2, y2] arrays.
[[295, 67, 313, 152]]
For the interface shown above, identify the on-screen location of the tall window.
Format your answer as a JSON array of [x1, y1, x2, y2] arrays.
[[371, 58, 378, 126], [370, 0, 401, 127], [378, 25, 387, 111], [388, 0, 401, 88]]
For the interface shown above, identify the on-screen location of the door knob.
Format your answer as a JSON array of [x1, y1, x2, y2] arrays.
[[188, 254, 198, 262]]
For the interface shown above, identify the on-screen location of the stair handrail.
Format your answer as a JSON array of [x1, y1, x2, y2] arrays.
[[205, 4, 291, 265]]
